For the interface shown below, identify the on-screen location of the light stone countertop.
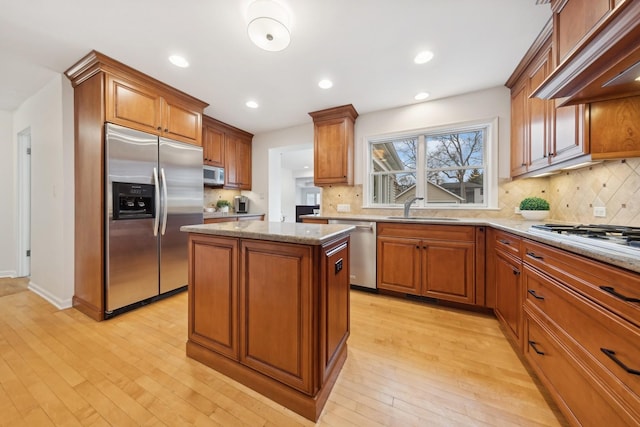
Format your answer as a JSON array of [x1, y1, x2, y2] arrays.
[[202, 212, 265, 220], [300, 214, 640, 274], [181, 220, 355, 246]]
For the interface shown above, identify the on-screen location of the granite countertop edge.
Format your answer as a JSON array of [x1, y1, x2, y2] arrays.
[[203, 212, 265, 219], [299, 214, 640, 274], [181, 221, 355, 246]]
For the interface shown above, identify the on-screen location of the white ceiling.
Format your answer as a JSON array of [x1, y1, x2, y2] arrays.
[[0, 0, 550, 136]]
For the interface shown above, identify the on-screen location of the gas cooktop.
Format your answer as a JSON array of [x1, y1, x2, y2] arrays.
[[529, 224, 640, 257]]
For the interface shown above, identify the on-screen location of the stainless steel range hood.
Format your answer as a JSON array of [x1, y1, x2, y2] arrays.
[[532, 1, 640, 105]]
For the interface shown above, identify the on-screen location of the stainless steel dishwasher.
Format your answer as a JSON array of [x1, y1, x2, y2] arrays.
[[328, 219, 377, 289]]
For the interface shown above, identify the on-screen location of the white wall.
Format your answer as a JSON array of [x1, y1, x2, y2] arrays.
[[0, 110, 15, 277], [12, 74, 74, 308], [252, 86, 511, 219]]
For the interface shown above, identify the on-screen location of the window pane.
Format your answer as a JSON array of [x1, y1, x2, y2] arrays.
[[425, 169, 484, 204], [426, 129, 484, 170], [372, 172, 416, 204], [371, 138, 418, 172]]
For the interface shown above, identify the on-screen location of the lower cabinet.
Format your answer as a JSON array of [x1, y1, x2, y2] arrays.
[[377, 223, 480, 305], [186, 233, 350, 421]]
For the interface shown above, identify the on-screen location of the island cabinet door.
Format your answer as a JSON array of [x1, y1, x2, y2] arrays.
[[239, 240, 315, 395], [319, 238, 350, 383], [188, 235, 239, 360]]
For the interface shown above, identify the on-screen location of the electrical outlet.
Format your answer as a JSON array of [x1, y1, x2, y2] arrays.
[[594, 206, 607, 217], [337, 204, 351, 212]]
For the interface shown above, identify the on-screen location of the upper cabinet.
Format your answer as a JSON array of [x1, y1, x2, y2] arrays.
[[308, 104, 358, 186], [506, 21, 588, 178], [202, 115, 253, 190], [106, 75, 203, 145], [533, 0, 640, 105]]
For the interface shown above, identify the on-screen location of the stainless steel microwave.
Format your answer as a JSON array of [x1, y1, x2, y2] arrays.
[[203, 165, 224, 186]]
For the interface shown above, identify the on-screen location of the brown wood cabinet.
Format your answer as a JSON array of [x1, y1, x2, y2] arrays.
[[590, 95, 640, 159], [308, 104, 358, 186], [487, 229, 524, 349], [520, 237, 640, 425], [202, 115, 253, 189], [185, 232, 350, 421], [377, 223, 482, 305], [106, 74, 203, 146], [202, 116, 225, 167], [506, 22, 589, 177], [64, 51, 208, 321]]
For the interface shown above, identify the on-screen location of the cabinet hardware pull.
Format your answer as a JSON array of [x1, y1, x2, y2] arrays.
[[528, 289, 544, 300], [164, 128, 169, 132], [601, 348, 640, 376], [498, 239, 510, 245], [157, 126, 162, 131], [521, 163, 526, 167], [526, 251, 544, 260], [512, 268, 520, 276], [528, 341, 545, 355], [416, 245, 420, 249], [599, 286, 640, 303]]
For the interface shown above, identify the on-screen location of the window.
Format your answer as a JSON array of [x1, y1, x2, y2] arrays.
[[367, 118, 497, 208]]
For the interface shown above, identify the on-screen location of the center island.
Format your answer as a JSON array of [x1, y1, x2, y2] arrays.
[[180, 220, 354, 421]]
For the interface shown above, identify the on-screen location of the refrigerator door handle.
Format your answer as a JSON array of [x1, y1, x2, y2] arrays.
[[153, 167, 160, 236], [161, 167, 168, 235]]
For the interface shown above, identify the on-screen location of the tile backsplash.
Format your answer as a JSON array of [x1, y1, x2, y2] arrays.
[[320, 159, 640, 226]]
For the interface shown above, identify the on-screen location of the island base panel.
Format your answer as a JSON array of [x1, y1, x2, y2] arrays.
[[186, 340, 347, 422]]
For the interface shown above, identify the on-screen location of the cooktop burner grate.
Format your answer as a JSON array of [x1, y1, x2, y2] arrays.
[[529, 224, 640, 250]]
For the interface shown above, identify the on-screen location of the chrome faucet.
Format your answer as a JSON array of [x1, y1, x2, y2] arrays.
[[403, 197, 424, 217]]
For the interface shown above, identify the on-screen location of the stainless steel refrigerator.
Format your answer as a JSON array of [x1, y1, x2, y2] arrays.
[[105, 123, 203, 317]]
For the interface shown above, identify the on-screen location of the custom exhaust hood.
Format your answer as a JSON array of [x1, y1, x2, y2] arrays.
[[532, 0, 640, 106]]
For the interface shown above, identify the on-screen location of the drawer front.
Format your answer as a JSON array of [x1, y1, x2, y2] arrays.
[[492, 229, 522, 258], [377, 223, 475, 241], [522, 239, 640, 326], [524, 312, 635, 426], [524, 265, 640, 412]]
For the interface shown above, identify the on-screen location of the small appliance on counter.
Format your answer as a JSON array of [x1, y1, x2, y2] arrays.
[[234, 195, 249, 213]]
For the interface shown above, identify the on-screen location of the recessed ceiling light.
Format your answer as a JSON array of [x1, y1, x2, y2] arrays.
[[304, 165, 309, 169], [318, 79, 333, 89], [414, 92, 430, 100], [414, 51, 434, 64], [168, 55, 189, 68], [246, 100, 259, 109]]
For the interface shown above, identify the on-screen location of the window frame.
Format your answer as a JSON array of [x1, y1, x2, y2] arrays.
[[363, 117, 498, 210]]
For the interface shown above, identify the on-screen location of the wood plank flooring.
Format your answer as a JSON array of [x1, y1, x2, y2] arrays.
[[0, 289, 567, 426]]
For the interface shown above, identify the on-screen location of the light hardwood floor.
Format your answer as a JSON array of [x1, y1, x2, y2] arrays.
[[0, 289, 567, 426]]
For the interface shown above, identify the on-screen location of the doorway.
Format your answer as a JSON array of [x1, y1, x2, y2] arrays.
[[17, 128, 31, 277]]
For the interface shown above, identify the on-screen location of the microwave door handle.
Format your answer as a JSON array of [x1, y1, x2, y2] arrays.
[[161, 168, 168, 235], [153, 167, 160, 236]]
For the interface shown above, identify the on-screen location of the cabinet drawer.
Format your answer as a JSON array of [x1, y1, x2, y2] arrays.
[[524, 312, 635, 426], [522, 239, 640, 326], [491, 229, 522, 258], [524, 265, 640, 414], [377, 223, 475, 241]]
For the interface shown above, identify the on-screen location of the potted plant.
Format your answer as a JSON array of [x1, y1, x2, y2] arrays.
[[216, 199, 231, 214], [519, 197, 550, 221]]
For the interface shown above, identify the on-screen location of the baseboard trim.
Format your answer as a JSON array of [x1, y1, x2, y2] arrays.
[[0, 270, 18, 278], [28, 281, 73, 310]]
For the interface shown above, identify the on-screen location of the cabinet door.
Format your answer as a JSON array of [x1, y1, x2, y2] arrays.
[[527, 46, 552, 171], [377, 236, 421, 294], [422, 240, 475, 304], [554, 0, 612, 63], [236, 136, 252, 189], [203, 124, 225, 167], [510, 80, 528, 177], [314, 117, 352, 185], [106, 75, 161, 134], [494, 250, 522, 348], [188, 235, 238, 360], [224, 134, 239, 188], [161, 96, 202, 145], [239, 240, 314, 394], [552, 103, 588, 162]]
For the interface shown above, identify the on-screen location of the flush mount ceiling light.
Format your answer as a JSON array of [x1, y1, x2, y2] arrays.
[[247, 0, 291, 52], [246, 100, 259, 108], [414, 50, 434, 64], [414, 92, 430, 100], [318, 79, 333, 89], [168, 55, 189, 68]]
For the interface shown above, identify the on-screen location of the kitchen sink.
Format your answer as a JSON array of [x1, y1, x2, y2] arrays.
[[385, 216, 459, 221]]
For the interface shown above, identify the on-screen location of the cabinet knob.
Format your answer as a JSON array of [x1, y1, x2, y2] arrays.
[[548, 152, 554, 157], [157, 126, 162, 131], [164, 128, 169, 132], [521, 163, 526, 167]]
